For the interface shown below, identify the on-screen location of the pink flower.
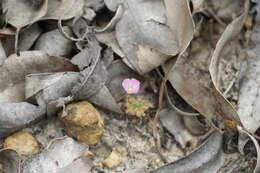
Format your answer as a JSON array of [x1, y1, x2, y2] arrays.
[[122, 78, 140, 94]]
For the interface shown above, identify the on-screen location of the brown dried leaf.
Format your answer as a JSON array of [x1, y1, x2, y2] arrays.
[[168, 2, 248, 123]]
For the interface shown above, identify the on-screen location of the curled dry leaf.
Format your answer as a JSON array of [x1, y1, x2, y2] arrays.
[[2, 0, 48, 28], [237, 126, 260, 173], [151, 132, 224, 173], [100, 0, 194, 74], [21, 137, 88, 173], [0, 51, 75, 103], [168, 2, 248, 124], [115, 0, 182, 73], [33, 27, 74, 57], [0, 148, 21, 173], [160, 108, 197, 148], [42, 0, 84, 20], [209, 1, 249, 123]]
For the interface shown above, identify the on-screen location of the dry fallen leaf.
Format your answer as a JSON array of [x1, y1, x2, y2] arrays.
[[33, 27, 74, 57], [42, 0, 84, 20], [0, 148, 21, 173], [160, 108, 197, 149], [151, 132, 224, 173], [113, 0, 194, 74], [0, 102, 44, 138], [2, 0, 48, 28], [167, 1, 248, 124], [21, 137, 88, 173], [0, 51, 75, 103]]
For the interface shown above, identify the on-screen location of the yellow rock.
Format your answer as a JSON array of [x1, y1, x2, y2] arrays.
[[103, 150, 122, 168], [59, 101, 104, 145], [4, 131, 40, 158]]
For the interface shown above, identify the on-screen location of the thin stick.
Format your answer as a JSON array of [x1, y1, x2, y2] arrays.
[[152, 78, 168, 163], [58, 18, 89, 42], [14, 28, 20, 56]]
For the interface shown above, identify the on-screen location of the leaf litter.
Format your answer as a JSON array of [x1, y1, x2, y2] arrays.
[[1, 0, 260, 172]]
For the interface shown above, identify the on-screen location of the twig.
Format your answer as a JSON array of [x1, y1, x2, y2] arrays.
[[152, 78, 168, 163], [204, 8, 226, 26], [58, 18, 90, 42], [156, 68, 199, 116], [14, 28, 20, 56]]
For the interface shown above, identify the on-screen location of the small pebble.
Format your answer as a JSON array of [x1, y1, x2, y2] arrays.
[[59, 101, 104, 145], [103, 150, 123, 168], [4, 131, 40, 159]]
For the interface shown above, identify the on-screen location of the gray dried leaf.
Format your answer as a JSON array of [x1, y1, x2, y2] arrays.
[[33, 27, 74, 57], [95, 5, 123, 33], [183, 116, 207, 136], [85, 0, 104, 11], [2, 0, 48, 28], [115, 0, 181, 73], [0, 40, 6, 66], [25, 72, 80, 115], [164, 0, 194, 53], [82, 7, 96, 22], [42, 0, 84, 20], [56, 157, 92, 173], [0, 102, 44, 138], [160, 108, 196, 149], [104, 0, 122, 11], [21, 137, 88, 173], [0, 149, 21, 173], [72, 60, 108, 99], [71, 39, 102, 70], [237, 24, 260, 133], [88, 85, 121, 113], [151, 132, 224, 173], [2, 24, 42, 56], [0, 51, 75, 103], [96, 31, 125, 57]]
